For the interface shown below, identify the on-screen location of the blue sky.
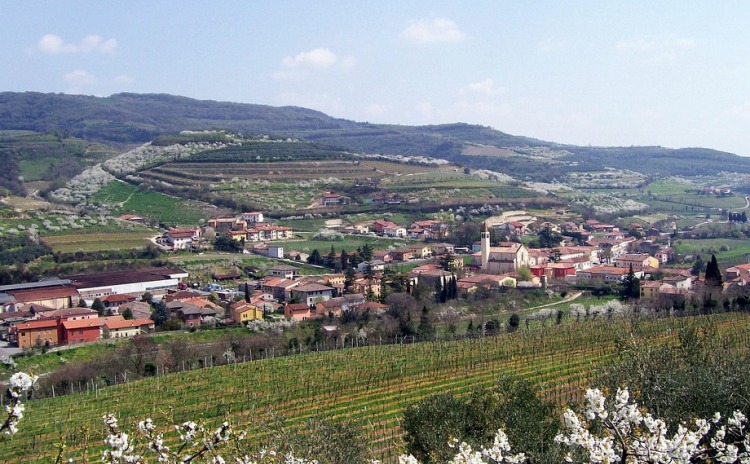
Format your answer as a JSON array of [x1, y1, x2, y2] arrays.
[[2, 1, 749, 156]]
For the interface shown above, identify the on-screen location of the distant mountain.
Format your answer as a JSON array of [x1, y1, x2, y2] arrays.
[[1, 91, 748, 180]]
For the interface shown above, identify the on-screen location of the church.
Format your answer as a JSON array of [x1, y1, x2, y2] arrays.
[[471, 221, 530, 274]]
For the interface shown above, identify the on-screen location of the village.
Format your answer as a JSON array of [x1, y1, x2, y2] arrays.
[[3, 204, 747, 352]]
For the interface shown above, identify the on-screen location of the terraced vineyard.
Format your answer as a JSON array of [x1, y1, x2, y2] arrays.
[[6, 313, 750, 463]]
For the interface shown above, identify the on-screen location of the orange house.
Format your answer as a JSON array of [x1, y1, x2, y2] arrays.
[[13, 319, 59, 349]]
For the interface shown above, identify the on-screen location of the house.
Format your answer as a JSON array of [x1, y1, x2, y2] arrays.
[[408, 226, 432, 240], [407, 244, 432, 260], [262, 277, 299, 302], [614, 254, 660, 271], [315, 294, 367, 318], [654, 248, 673, 264], [358, 260, 386, 273], [267, 264, 300, 280], [175, 304, 217, 327], [577, 266, 640, 284], [320, 193, 343, 206], [497, 221, 528, 236], [11, 319, 59, 349], [284, 302, 317, 321], [456, 274, 517, 297], [240, 211, 264, 223], [390, 249, 414, 262], [430, 243, 455, 255], [290, 283, 334, 306], [372, 251, 393, 263], [101, 293, 138, 309], [117, 301, 153, 319], [267, 245, 284, 259], [163, 227, 200, 250], [285, 250, 309, 262], [230, 301, 264, 324], [411, 220, 449, 238], [103, 318, 154, 338], [61, 318, 103, 345], [373, 219, 406, 237], [208, 217, 247, 232]]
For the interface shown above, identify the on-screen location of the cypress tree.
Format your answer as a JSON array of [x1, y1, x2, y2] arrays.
[[705, 254, 722, 288]]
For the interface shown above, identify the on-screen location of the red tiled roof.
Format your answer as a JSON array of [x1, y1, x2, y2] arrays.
[[62, 319, 103, 330], [15, 319, 58, 330]]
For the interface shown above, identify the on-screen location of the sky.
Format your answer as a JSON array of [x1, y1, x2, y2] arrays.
[[2, 1, 750, 156]]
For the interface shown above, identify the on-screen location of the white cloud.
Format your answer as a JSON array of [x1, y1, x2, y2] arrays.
[[401, 18, 466, 44], [615, 36, 694, 62], [38, 34, 117, 54], [64, 69, 97, 86], [459, 78, 506, 96], [282, 48, 337, 68]]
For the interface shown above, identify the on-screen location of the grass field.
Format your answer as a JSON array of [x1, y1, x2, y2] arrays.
[[91, 180, 210, 226], [5, 312, 750, 463], [673, 238, 750, 267], [41, 231, 155, 253]]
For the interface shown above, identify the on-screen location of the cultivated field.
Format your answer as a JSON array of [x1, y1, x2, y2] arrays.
[[91, 180, 211, 225], [41, 231, 155, 253], [6, 312, 750, 463]]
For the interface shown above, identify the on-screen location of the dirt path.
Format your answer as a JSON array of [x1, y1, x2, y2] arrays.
[[526, 291, 583, 311]]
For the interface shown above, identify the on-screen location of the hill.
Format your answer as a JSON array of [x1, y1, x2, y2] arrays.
[[5, 312, 750, 463], [2, 92, 748, 183]]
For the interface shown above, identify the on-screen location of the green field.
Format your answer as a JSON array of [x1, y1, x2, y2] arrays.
[[92, 180, 209, 226], [673, 238, 750, 267], [6, 312, 750, 463]]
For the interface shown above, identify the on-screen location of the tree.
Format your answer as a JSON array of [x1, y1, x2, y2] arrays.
[[360, 242, 373, 261], [340, 249, 349, 270], [324, 245, 337, 269], [122, 308, 133, 320], [439, 252, 457, 272], [403, 376, 559, 464], [307, 249, 323, 266], [691, 255, 706, 276], [244, 283, 251, 303], [418, 306, 435, 339], [516, 266, 533, 282], [150, 300, 171, 326], [537, 227, 563, 248], [705, 254, 722, 288], [91, 297, 105, 316], [508, 313, 520, 332], [620, 264, 640, 300]]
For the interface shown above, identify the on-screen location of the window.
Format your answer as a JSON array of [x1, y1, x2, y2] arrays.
[[79, 330, 83, 335]]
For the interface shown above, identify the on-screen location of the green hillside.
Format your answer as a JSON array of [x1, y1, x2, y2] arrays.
[[1, 92, 747, 184], [5, 312, 750, 463]]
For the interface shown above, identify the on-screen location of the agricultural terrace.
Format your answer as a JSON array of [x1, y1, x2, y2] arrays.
[[136, 158, 452, 212], [380, 171, 539, 202], [7, 312, 750, 463], [91, 180, 212, 226]]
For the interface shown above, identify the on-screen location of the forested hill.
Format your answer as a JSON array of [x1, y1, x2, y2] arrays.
[[0, 91, 748, 179]]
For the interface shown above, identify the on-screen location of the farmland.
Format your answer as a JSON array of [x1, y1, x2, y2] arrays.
[[6, 312, 750, 463], [91, 180, 212, 225], [41, 231, 154, 253]]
